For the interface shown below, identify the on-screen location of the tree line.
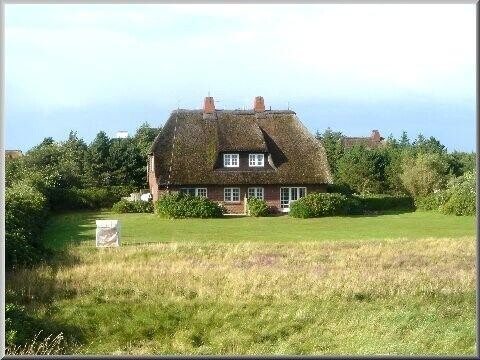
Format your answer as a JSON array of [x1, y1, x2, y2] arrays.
[[316, 128, 475, 197], [6, 122, 160, 191], [316, 129, 476, 216]]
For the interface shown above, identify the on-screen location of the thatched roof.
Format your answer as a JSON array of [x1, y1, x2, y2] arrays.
[[5, 150, 23, 160], [150, 109, 332, 186], [342, 130, 385, 149]]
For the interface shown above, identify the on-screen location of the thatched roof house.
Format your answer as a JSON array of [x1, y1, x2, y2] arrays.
[[5, 150, 23, 160], [342, 130, 385, 149], [148, 96, 332, 213]]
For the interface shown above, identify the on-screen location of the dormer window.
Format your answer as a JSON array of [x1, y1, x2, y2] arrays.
[[224, 153, 239, 167], [249, 154, 264, 167]]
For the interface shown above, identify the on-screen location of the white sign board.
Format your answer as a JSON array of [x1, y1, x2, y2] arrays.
[[96, 220, 120, 247]]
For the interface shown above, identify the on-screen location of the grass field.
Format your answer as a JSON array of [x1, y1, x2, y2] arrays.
[[42, 210, 475, 248], [6, 211, 476, 355]]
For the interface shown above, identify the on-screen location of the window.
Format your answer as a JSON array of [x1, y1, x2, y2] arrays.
[[280, 187, 307, 210], [248, 187, 264, 199], [224, 154, 239, 167], [224, 187, 240, 202], [249, 154, 264, 167], [196, 188, 207, 198], [180, 188, 207, 197]]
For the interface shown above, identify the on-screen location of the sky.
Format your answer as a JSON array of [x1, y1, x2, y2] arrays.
[[5, 3, 476, 152]]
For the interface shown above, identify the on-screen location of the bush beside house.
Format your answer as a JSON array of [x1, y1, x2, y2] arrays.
[[290, 193, 357, 218], [155, 193, 224, 218], [246, 197, 270, 217]]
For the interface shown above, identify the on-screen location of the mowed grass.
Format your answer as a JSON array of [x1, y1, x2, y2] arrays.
[[42, 210, 475, 249], [7, 211, 476, 355]]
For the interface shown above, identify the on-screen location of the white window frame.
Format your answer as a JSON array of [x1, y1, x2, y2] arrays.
[[224, 187, 240, 202], [249, 154, 264, 167], [248, 187, 264, 200], [180, 188, 207, 197], [224, 153, 239, 167], [196, 188, 207, 198], [280, 187, 307, 211]]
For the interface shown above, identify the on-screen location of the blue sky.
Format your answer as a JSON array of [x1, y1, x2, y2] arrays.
[[5, 4, 476, 152]]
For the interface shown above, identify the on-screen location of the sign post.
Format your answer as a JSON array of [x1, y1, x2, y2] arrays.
[[95, 220, 120, 247]]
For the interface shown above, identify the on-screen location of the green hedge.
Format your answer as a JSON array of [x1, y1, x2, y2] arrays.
[[112, 199, 154, 213], [155, 193, 224, 218], [354, 194, 415, 213], [247, 197, 270, 217], [6, 182, 50, 270], [46, 185, 136, 211], [290, 192, 414, 218]]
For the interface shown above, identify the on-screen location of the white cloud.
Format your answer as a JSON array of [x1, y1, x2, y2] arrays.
[[5, 3, 475, 110]]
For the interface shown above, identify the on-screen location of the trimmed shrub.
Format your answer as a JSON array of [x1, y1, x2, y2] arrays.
[[112, 199, 153, 213], [290, 193, 353, 218], [247, 197, 269, 217], [6, 181, 49, 270], [155, 193, 224, 218], [355, 194, 415, 213], [290, 192, 413, 218]]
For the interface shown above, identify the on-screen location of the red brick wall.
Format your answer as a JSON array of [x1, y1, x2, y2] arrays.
[[152, 184, 327, 214], [148, 170, 158, 202]]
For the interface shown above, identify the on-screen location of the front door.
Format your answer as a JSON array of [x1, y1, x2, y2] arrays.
[[280, 187, 306, 212]]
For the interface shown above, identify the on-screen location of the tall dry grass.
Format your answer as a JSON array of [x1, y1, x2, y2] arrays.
[[10, 237, 474, 301], [6, 331, 66, 355], [6, 236, 476, 355]]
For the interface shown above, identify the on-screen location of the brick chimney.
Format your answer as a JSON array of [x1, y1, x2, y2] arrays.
[[254, 96, 265, 112], [371, 130, 381, 142], [203, 96, 215, 114]]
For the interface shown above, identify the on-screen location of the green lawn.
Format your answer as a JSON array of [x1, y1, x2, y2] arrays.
[[43, 210, 475, 249], [7, 210, 476, 355]]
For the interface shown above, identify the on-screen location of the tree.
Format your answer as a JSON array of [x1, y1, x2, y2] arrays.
[[86, 131, 111, 186], [399, 131, 410, 149], [400, 152, 449, 198], [379, 145, 408, 195], [336, 145, 389, 194], [107, 138, 146, 187], [21, 139, 65, 191], [447, 151, 476, 177], [412, 134, 446, 155], [59, 131, 89, 188], [316, 128, 344, 179], [133, 122, 160, 157]]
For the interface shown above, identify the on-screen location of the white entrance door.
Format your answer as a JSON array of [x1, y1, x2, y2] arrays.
[[280, 187, 307, 212]]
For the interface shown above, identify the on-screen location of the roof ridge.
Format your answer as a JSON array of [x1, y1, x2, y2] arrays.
[[172, 109, 296, 115]]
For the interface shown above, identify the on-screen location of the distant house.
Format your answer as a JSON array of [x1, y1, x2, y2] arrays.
[[341, 130, 385, 149], [5, 150, 23, 160], [148, 96, 332, 214]]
